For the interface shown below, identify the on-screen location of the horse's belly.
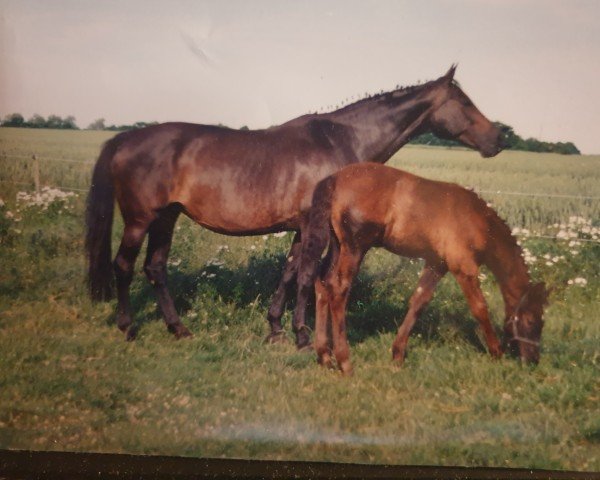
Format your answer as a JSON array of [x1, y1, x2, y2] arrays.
[[179, 187, 303, 235]]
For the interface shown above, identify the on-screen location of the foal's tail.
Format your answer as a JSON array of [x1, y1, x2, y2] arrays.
[[85, 138, 119, 302], [296, 175, 337, 290]]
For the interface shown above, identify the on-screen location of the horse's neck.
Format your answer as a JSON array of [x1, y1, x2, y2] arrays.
[[485, 227, 531, 317], [325, 88, 436, 163]]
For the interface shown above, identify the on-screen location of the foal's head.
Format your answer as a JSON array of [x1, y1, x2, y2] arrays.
[[505, 282, 549, 364], [428, 65, 505, 158]]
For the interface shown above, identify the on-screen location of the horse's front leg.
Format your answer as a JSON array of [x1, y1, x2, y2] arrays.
[[265, 232, 305, 345]]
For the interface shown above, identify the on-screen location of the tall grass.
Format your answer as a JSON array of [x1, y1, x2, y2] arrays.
[[0, 128, 598, 470]]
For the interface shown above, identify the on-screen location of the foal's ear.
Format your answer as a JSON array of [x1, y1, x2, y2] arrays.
[[529, 282, 550, 305], [442, 64, 458, 84]]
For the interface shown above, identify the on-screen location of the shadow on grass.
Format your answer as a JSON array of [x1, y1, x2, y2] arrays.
[[124, 251, 493, 353]]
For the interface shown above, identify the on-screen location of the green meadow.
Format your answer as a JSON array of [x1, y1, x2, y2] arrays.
[[0, 127, 598, 471]]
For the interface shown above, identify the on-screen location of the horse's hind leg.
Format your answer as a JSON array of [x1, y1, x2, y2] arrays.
[[143, 206, 191, 339], [265, 232, 302, 344], [391, 263, 446, 364], [114, 222, 150, 340]]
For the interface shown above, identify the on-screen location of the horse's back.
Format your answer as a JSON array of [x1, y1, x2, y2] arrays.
[[107, 121, 352, 233]]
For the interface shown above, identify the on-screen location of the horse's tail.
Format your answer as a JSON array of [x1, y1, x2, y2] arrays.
[[85, 137, 119, 302], [296, 175, 337, 294]]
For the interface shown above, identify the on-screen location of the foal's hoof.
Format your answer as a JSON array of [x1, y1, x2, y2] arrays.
[[265, 330, 288, 344], [339, 361, 354, 377], [317, 353, 333, 369], [126, 325, 138, 342]]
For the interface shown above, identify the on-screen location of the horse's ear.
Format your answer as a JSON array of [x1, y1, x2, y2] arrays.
[[442, 64, 458, 84]]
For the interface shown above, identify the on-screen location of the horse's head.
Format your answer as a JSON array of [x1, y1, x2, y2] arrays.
[[505, 282, 549, 364], [428, 65, 505, 158]]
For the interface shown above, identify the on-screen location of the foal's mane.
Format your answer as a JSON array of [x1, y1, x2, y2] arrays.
[[469, 190, 529, 280]]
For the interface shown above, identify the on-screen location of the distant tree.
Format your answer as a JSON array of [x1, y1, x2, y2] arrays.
[[28, 114, 46, 128], [62, 115, 78, 130], [87, 118, 106, 130], [239, 125, 249, 130], [2, 113, 25, 127], [45, 115, 63, 129]]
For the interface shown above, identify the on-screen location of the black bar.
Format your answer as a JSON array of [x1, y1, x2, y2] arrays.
[[1, 449, 597, 480]]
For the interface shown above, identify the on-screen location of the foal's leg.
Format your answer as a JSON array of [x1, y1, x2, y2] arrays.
[[313, 279, 332, 367], [391, 264, 447, 364], [328, 246, 363, 375], [114, 222, 150, 340], [453, 272, 503, 358], [265, 233, 302, 344], [143, 206, 192, 339], [312, 245, 337, 366]]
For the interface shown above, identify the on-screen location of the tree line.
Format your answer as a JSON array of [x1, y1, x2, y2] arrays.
[[0, 113, 158, 132], [1, 113, 581, 155]]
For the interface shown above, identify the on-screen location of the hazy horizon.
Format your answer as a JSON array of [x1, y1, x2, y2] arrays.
[[1, 0, 599, 153]]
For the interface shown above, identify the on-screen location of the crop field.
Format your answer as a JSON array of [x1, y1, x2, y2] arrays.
[[0, 127, 598, 471]]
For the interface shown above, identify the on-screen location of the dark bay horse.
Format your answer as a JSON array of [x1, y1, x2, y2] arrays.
[[86, 65, 504, 345], [294, 163, 548, 375]]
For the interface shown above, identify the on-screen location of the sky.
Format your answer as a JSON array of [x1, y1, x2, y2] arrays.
[[1, 0, 599, 153]]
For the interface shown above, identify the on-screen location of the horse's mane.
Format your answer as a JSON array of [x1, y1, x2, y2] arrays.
[[317, 77, 442, 115]]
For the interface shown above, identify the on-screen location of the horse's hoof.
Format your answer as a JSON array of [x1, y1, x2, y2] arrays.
[[265, 330, 287, 344], [117, 315, 132, 333], [297, 342, 314, 353], [175, 326, 193, 339], [126, 325, 138, 342], [295, 328, 312, 351]]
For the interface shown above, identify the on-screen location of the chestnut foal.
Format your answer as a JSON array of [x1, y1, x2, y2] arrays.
[[293, 163, 548, 374]]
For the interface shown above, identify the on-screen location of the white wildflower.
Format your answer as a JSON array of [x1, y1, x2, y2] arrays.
[[273, 232, 287, 238], [5, 211, 14, 219]]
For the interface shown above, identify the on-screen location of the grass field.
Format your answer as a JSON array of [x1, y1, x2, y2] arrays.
[[0, 127, 599, 471]]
